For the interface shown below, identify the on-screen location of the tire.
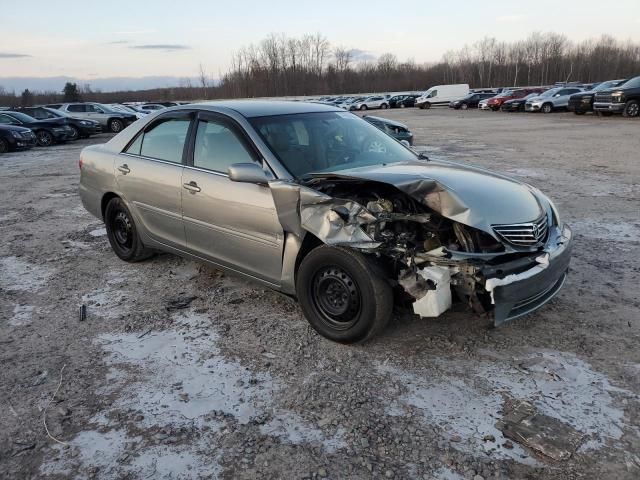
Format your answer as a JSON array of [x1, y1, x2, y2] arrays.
[[0, 138, 8, 154], [359, 104, 368, 111], [461, 103, 469, 110], [423, 102, 431, 109], [380, 103, 388, 109], [362, 136, 388, 154], [36, 130, 54, 147], [400, 103, 406, 108], [104, 197, 153, 262], [108, 118, 124, 133], [622, 100, 639, 118], [574, 111, 585, 115], [296, 246, 393, 343], [541, 103, 553, 114], [68, 125, 80, 140]]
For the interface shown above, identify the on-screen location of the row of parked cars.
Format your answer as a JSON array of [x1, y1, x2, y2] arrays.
[[0, 101, 183, 154], [451, 76, 640, 117]]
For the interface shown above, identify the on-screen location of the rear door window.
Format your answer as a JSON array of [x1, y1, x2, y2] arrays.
[[67, 104, 86, 113], [125, 116, 191, 163]]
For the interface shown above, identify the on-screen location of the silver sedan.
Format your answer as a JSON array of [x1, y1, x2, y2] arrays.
[[80, 101, 572, 343]]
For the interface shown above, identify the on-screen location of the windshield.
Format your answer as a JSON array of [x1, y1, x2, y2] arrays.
[[250, 111, 417, 179], [7, 111, 36, 122], [538, 88, 561, 98], [619, 76, 640, 89], [43, 108, 66, 118]]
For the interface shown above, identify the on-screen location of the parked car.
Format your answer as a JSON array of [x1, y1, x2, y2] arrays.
[[15, 106, 102, 140], [449, 92, 497, 110], [79, 100, 572, 343], [525, 87, 584, 113], [0, 111, 73, 146], [57, 103, 138, 133], [501, 92, 543, 112], [363, 115, 414, 145], [478, 98, 494, 110], [350, 96, 389, 110], [486, 89, 545, 111], [108, 104, 146, 119], [0, 124, 37, 154], [139, 104, 168, 112], [593, 75, 640, 117], [416, 84, 470, 109], [397, 95, 420, 108], [567, 79, 626, 115], [388, 95, 408, 108]]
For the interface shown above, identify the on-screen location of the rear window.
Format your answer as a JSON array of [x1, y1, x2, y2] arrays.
[[125, 117, 190, 163], [67, 104, 86, 113]]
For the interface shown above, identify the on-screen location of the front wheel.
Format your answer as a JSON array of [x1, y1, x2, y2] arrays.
[[461, 103, 469, 110], [68, 125, 80, 140], [623, 100, 639, 118], [0, 138, 9, 154], [380, 103, 388, 109], [423, 102, 431, 109], [109, 119, 124, 133], [36, 130, 54, 147], [541, 103, 553, 114], [104, 197, 153, 262], [296, 246, 393, 343], [359, 104, 368, 111]]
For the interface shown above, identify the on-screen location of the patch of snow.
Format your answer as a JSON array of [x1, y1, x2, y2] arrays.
[[379, 350, 633, 463], [88, 227, 107, 237], [260, 411, 346, 453], [8, 304, 36, 326], [0, 256, 52, 292]]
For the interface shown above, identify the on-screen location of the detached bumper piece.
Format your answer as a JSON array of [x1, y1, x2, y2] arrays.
[[484, 224, 573, 326]]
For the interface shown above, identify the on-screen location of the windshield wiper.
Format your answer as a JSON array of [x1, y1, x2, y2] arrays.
[[417, 152, 430, 161]]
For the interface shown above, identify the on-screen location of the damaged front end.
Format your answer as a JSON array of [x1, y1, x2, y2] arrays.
[[270, 166, 572, 326]]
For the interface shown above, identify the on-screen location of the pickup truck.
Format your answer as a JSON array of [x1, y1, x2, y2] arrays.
[[593, 76, 640, 117]]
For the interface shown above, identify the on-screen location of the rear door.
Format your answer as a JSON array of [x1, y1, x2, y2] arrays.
[[65, 104, 89, 120], [181, 111, 283, 284], [116, 111, 193, 248]]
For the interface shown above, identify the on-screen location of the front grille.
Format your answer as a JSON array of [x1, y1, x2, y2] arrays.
[[493, 214, 549, 247], [595, 93, 612, 103]]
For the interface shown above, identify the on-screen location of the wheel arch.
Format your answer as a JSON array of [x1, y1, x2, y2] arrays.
[[100, 191, 121, 219]]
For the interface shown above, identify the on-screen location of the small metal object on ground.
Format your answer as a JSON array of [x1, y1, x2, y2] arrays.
[[79, 304, 87, 321]]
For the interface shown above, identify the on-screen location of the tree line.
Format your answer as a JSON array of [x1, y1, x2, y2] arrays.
[[2, 32, 639, 107]]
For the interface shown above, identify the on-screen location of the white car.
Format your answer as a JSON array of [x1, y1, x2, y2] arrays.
[[108, 104, 146, 119], [351, 95, 389, 111], [478, 99, 492, 110]]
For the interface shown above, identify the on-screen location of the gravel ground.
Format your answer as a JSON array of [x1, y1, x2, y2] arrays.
[[1, 108, 639, 480]]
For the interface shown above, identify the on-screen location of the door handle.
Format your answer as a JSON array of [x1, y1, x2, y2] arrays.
[[183, 181, 201, 193], [117, 164, 130, 174]]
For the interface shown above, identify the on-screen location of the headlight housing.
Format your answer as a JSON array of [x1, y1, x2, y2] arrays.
[[11, 130, 22, 138], [611, 91, 625, 103]]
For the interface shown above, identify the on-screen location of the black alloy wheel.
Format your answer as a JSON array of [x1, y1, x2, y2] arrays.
[[36, 130, 54, 146]]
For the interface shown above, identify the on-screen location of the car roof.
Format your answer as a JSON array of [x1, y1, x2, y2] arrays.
[[186, 100, 343, 118]]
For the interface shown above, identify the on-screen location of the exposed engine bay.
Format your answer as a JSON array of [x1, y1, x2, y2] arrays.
[[269, 170, 572, 326]]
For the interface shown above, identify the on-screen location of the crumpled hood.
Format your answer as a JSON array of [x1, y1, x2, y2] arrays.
[[306, 159, 544, 234]]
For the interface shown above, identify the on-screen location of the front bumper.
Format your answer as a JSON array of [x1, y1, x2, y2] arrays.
[[525, 103, 542, 111], [593, 102, 625, 112], [482, 224, 573, 326]]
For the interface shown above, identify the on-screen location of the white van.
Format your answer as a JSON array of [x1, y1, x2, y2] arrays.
[[415, 84, 470, 109]]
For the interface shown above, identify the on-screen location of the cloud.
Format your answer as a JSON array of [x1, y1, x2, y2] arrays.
[[108, 40, 129, 45], [348, 48, 377, 62], [130, 44, 191, 51], [496, 14, 525, 22], [0, 52, 32, 58]]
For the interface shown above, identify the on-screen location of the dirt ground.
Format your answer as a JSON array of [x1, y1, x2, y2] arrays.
[[1, 107, 639, 480]]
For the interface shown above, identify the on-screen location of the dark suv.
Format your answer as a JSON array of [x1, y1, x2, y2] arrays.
[[593, 76, 640, 117], [568, 79, 627, 115]]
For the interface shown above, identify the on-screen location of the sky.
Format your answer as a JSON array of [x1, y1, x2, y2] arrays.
[[1, 0, 640, 90]]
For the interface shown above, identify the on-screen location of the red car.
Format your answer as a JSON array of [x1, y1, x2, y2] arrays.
[[486, 89, 545, 111]]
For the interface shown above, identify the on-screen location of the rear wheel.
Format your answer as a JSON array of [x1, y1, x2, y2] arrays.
[[109, 119, 124, 133], [359, 104, 368, 111], [380, 103, 388, 109], [36, 130, 54, 147], [0, 138, 8, 154], [461, 103, 469, 110], [296, 246, 393, 343], [104, 197, 152, 262], [423, 102, 432, 109], [623, 100, 639, 118], [541, 103, 553, 114]]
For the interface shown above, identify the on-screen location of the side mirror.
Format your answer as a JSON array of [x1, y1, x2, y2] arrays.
[[228, 163, 268, 184], [400, 140, 410, 147]]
